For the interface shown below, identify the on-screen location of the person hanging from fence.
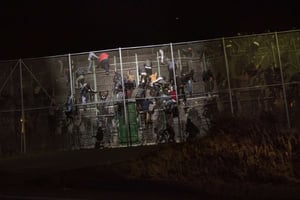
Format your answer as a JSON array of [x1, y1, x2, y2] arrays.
[[151, 100, 161, 137], [124, 70, 136, 98], [138, 63, 147, 84], [181, 47, 193, 57], [33, 84, 43, 106], [169, 86, 177, 101], [158, 49, 164, 64], [178, 99, 187, 136], [176, 75, 187, 103], [94, 126, 104, 149], [48, 95, 59, 134], [149, 72, 158, 87], [185, 117, 199, 141], [86, 82, 97, 102], [97, 90, 109, 114], [87, 51, 98, 73], [80, 82, 95, 108], [126, 70, 136, 88], [167, 58, 177, 83], [145, 59, 153, 78], [72, 109, 82, 149], [135, 83, 146, 111], [142, 98, 153, 128], [80, 82, 89, 110], [98, 52, 110, 75], [187, 78, 193, 97], [58, 59, 70, 86], [154, 98, 176, 143], [113, 71, 123, 94], [65, 93, 74, 120], [75, 67, 85, 89], [202, 69, 214, 95]]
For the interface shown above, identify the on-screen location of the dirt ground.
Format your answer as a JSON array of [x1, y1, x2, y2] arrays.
[[1, 145, 300, 200]]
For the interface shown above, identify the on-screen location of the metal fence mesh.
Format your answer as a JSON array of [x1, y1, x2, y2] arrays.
[[0, 30, 300, 155]]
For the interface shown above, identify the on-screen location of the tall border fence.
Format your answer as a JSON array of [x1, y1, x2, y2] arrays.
[[0, 30, 299, 155]]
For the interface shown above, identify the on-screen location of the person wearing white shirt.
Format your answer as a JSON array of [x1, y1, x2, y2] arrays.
[[87, 52, 98, 73]]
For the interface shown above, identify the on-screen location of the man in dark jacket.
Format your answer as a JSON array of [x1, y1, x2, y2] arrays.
[[185, 118, 199, 141]]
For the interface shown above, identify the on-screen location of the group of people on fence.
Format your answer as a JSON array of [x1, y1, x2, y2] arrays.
[[60, 49, 205, 147]]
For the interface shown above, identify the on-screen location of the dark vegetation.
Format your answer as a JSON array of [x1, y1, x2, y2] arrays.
[[111, 113, 300, 198], [127, 115, 299, 181]]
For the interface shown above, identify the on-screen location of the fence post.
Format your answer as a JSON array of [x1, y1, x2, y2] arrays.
[[119, 47, 130, 146], [222, 38, 234, 114], [275, 32, 291, 129], [19, 59, 26, 153]]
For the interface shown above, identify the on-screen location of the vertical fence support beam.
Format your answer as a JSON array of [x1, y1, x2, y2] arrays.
[[275, 32, 291, 129], [156, 51, 161, 77], [119, 48, 130, 146], [114, 56, 117, 72], [170, 43, 178, 102], [178, 49, 182, 74], [222, 38, 234, 114], [135, 54, 139, 85], [19, 59, 26, 154], [68, 54, 74, 98], [203, 51, 207, 71], [93, 59, 98, 104], [170, 43, 182, 142], [271, 43, 277, 68]]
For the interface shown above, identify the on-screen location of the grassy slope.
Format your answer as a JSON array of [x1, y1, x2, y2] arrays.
[[111, 114, 300, 198]]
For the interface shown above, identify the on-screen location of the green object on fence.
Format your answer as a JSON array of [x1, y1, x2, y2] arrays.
[[119, 124, 128, 144], [127, 101, 136, 113], [119, 101, 139, 144]]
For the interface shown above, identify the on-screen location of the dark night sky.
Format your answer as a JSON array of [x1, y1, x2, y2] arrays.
[[0, 0, 298, 60]]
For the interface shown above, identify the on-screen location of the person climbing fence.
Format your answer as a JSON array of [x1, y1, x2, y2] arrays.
[[202, 69, 214, 95], [98, 52, 110, 75]]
